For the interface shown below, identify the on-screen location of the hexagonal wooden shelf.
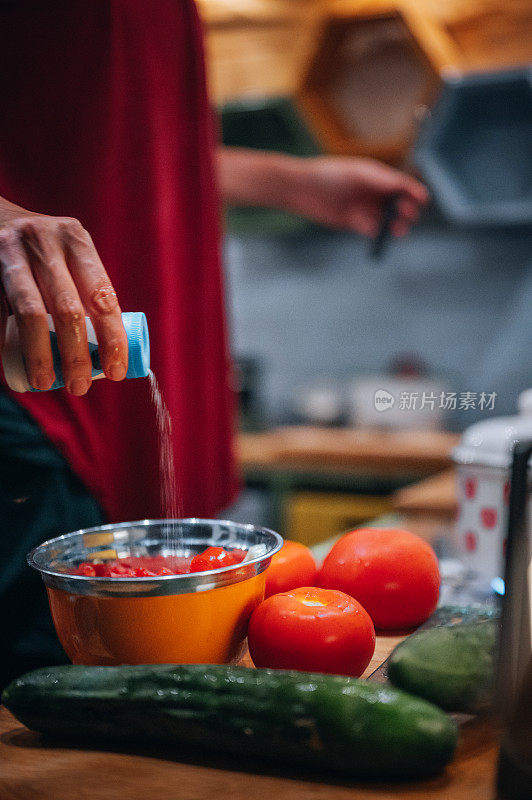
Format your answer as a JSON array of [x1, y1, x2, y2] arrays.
[[197, 0, 324, 105], [415, 0, 532, 73], [298, 0, 461, 163]]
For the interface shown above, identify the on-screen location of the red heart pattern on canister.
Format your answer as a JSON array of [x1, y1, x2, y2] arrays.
[[464, 478, 477, 499], [464, 531, 477, 552], [480, 507, 498, 529]]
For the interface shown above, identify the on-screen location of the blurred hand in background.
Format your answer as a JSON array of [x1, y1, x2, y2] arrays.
[[218, 148, 429, 238]]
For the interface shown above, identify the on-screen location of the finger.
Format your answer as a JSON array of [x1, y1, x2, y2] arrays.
[[374, 163, 429, 206], [397, 174, 429, 206], [0, 234, 55, 390], [347, 211, 379, 237], [396, 197, 421, 224], [391, 219, 411, 237], [22, 224, 93, 395], [60, 219, 128, 381], [0, 287, 8, 353]]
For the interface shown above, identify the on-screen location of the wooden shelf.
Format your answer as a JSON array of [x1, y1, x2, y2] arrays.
[[198, 0, 323, 104], [391, 467, 458, 542], [412, 0, 532, 72], [297, 0, 459, 163], [200, 0, 532, 164], [238, 426, 460, 475]]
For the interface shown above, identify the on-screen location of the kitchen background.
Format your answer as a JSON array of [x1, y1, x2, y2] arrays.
[[199, 0, 532, 535]]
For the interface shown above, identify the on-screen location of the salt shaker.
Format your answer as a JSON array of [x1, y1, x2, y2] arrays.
[[2, 311, 150, 392]]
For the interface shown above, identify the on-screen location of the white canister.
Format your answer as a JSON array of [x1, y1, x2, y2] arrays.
[[453, 389, 532, 586]]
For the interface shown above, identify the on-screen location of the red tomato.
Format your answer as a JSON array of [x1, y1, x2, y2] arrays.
[[318, 528, 440, 630], [76, 562, 97, 577], [229, 548, 247, 564], [190, 546, 236, 573], [133, 567, 157, 577], [265, 540, 317, 598], [106, 563, 135, 577], [248, 586, 375, 677], [74, 550, 241, 578]]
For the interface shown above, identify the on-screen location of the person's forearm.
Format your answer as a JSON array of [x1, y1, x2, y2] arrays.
[[217, 146, 428, 236], [217, 147, 304, 210]]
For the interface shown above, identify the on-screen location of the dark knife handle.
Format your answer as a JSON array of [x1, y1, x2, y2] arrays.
[[370, 193, 400, 260]]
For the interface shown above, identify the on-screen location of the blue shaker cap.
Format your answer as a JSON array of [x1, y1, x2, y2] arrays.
[[122, 312, 150, 379]]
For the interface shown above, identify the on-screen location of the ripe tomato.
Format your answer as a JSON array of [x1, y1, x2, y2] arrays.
[[107, 563, 135, 577], [190, 546, 236, 573], [318, 528, 440, 630], [265, 540, 318, 597], [76, 562, 97, 577], [248, 586, 375, 677]]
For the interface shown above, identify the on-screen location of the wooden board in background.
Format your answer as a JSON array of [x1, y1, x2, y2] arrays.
[[239, 634, 405, 677], [392, 469, 457, 517], [390, 469, 458, 542], [238, 427, 460, 475]]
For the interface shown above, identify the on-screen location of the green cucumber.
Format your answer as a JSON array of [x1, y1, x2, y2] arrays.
[[2, 663, 457, 779], [388, 618, 498, 714]]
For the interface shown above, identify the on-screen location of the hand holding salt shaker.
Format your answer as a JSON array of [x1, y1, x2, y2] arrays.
[[2, 312, 150, 392]]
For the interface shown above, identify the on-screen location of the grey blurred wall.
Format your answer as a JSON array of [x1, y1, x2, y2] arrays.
[[224, 212, 532, 431]]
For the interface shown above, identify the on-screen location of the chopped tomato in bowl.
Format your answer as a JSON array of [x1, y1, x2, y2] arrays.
[[74, 547, 246, 577]]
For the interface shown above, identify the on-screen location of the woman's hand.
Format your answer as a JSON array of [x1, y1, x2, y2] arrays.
[[0, 200, 128, 395], [284, 156, 429, 237], [218, 149, 429, 237]]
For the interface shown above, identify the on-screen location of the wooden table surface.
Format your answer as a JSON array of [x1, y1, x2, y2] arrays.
[[0, 634, 500, 800], [392, 469, 458, 517], [237, 427, 460, 476]]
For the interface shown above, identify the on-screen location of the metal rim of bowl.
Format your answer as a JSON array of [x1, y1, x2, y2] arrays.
[[27, 518, 284, 598]]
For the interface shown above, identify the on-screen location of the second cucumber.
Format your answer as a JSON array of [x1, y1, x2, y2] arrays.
[[388, 618, 498, 714]]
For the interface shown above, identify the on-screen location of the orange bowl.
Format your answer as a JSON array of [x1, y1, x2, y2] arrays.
[[28, 519, 282, 666]]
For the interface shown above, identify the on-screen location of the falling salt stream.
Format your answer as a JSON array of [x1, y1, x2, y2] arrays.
[[148, 370, 266, 568], [148, 370, 183, 557]]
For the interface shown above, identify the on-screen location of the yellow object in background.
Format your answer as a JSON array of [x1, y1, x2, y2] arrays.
[[286, 491, 392, 547]]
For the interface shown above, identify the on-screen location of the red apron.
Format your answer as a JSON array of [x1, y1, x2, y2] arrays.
[[0, 0, 238, 521]]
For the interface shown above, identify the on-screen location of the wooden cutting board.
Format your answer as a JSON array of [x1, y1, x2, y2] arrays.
[[392, 469, 458, 517], [389, 469, 458, 542], [0, 635, 500, 800]]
